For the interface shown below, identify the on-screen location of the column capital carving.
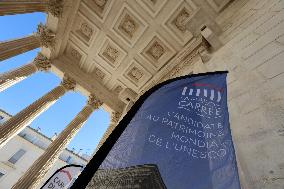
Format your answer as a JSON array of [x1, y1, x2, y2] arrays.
[[47, 0, 64, 17], [33, 53, 51, 71], [111, 111, 122, 123], [36, 23, 55, 48], [87, 94, 103, 109], [61, 75, 76, 91]]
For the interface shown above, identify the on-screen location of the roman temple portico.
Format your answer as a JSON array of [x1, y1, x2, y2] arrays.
[[0, 0, 283, 188]]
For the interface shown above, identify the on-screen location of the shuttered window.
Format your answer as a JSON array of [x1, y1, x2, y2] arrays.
[[0, 172, 4, 179], [8, 149, 26, 164], [66, 156, 72, 164]]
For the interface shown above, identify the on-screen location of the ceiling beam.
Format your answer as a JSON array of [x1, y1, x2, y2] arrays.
[[52, 56, 125, 113]]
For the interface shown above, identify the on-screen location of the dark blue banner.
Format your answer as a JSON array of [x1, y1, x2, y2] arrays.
[[72, 72, 241, 189]]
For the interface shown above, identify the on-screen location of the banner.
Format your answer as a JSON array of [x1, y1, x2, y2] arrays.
[[41, 164, 83, 189], [72, 71, 241, 189]]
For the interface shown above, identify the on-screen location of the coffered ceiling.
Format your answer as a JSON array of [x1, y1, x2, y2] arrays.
[[47, 0, 231, 111]]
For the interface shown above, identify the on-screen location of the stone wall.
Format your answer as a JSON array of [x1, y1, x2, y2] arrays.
[[191, 0, 284, 188]]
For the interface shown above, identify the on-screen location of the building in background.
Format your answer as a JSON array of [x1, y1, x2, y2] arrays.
[[0, 109, 89, 189]]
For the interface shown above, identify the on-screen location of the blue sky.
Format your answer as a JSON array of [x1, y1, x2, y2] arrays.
[[0, 13, 110, 156]]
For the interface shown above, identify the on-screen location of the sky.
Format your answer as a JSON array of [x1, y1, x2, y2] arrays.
[[0, 13, 110, 157]]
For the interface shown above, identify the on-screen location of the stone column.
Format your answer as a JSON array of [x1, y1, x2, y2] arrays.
[[12, 94, 102, 189], [0, 35, 40, 61], [0, 0, 63, 17], [0, 53, 51, 92], [0, 76, 75, 148], [96, 111, 122, 150], [0, 24, 55, 61]]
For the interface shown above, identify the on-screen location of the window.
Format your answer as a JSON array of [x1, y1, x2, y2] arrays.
[[0, 172, 4, 179], [66, 156, 72, 164], [8, 149, 26, 164], [0, 115, 4, 124]]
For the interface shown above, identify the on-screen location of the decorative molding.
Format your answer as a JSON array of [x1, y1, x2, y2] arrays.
[[61, 75, 76, 90], [111, 80, 126, 95], [52, 0, 216, 98], [140, 34, 175, 70], [112, 3, 148, 47], [128, 66, 144, 82], [136, 0, 167, 18], [147, 41, 165, 60], [103, 45, 119, 63], [161, 38, 208, 81], [118, 14, 138, 39], [162, 1, 196, 45], [47, 0, 64, 17], [90, 60, 112, 84], [52, 58, 124, 112], [33, 53, 51, 71], [173, 8, 191, 33], [82, 0, 114, 22], [64, 41, 87, 66], [80, 23, 93, 40], [93, 0, 108, 9], [123, 59, 152, 89], [98, 37, 127, 69], [111, 111, 122, 123], [206, 0, 232, 12], [36, 23, 55, 48], [71, 12, 99, 46], [88, 94, 103, 109], [137, 36, 205, 95], [71, 48, 82, 61], [113, 85, 123, 94], [93, 67, 106, 80]]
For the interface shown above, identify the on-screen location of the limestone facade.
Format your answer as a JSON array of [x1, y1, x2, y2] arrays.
[[195, 1, 284, 188]]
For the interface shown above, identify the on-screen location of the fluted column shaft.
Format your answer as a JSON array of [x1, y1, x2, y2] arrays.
[[0, 0, 47, 16], [12, 95, 102, 189], [0, 35, 40, 61], [0, 63, 37, 92], [0, 53, 51, 92], [0, 24, 55, 62], [0, 76, 75, 148], [0, 0, 63, 17]]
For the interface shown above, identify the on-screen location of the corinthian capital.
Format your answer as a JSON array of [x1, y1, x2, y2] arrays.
[[33, 53, 51, 71], [36, 23, 55, 48], [87, 94, 103, 109], [61, 75, 76, 91], [111, 111, 122, 123], [47, 0, 64, 17]]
